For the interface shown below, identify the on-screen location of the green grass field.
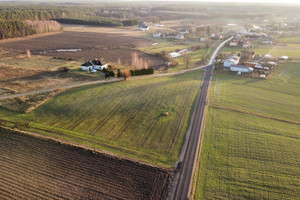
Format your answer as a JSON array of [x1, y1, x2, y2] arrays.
[[221, 46, 300, 58], [211, 62, 300, 122], [279, 36, 300, 43], [0, 70, 203, 167], [192, 62, 300, 199], [193, 107, 300, 200]]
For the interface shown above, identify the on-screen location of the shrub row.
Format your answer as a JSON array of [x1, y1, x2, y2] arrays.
[[130, 68, 154, 76]]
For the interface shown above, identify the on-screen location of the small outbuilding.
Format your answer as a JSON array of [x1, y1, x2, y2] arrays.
[[230, 65, 254, 73]]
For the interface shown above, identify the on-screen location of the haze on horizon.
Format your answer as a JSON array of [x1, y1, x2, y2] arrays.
[[1, 0, 300, 4]]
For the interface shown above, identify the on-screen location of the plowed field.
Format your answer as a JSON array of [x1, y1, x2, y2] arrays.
[[0, 31, 165, 68], [0, 128, 173, 200]]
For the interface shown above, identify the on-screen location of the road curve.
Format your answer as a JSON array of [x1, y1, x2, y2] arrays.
[[170, 37, 233, 200]]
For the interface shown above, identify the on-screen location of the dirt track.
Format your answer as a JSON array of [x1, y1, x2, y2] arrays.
[[0, 128, 173, 200]]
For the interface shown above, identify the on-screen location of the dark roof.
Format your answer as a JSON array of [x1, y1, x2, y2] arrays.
[[82, 60, 102, 66], [91, 60, 102, 65], [82, 62, 93, 67]]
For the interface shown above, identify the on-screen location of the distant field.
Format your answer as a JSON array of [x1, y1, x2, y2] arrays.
[[279, 36, 300, 43], [0, 70, 203, 166], [0, 30, 165, 68], [192, 63, 300, 199], [221, 46, 300, 58]]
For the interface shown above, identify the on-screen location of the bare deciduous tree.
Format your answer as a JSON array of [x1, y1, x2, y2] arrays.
[[120, 70, 131, 80], [26, 49, 31, 59], [184, 55, 194, 69]]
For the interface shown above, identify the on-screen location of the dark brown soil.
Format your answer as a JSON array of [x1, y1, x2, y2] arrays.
[[0, 128, 173, 200], [0, 31, 166, 68]]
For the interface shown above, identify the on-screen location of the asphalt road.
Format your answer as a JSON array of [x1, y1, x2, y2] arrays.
[[170, 37, 233, 200]]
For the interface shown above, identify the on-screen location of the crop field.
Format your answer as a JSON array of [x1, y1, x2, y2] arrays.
[[0, 70, 203, 166], [0, 30, 165, 68], [0, 128, 173, 200], [192, 62, 300, 199], [278, 36, 300, 43], [211, 62, 300, 122], [193, 108, 300, 200]]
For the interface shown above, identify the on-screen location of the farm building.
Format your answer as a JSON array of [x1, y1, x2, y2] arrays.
[[264, 54, 273, 59], [230, 65, 254, 73], [223, 55, 240, 67], [162, 33, 184, 40], [153, 32, 162, 38], [81, 60, 108, 71], [262, 40, 272, 44], [179, 29, 189, 35], [279, 56, 289, 60], [242, 41, 252, 48], [229, 41, 238, 47], [139, 22, 149, 31], [223, 59, 239, 67]]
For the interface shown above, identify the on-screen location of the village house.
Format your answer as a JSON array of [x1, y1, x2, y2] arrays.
[[179, 29, 189, 35], [162, 33, 184, 40], [81, 59, 108, 71], [200, 37, 206, 42], [229, 39, 238, 47], [153, 32, 162, 38], [242, 41, 252, 48], [139, 22, 149, 31], [262, 40, 272, 44]]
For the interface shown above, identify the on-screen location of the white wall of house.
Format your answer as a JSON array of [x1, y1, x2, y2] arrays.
[[81, 66, 92, 71], [223, 59, 239, 67], [230, 66, 253, 73]]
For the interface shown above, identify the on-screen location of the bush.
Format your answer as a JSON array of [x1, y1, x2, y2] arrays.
[[130, 68, 154, 76]]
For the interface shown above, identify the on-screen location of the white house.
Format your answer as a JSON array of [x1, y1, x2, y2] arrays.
[[230, 65, 254, 73], [229, 41, 238, 47], [139, 22, 149, 31], [223, 59, 239, 67], [81, 60, 108, 71], [200, 37, 206, 42], [210, 33, 216, 39], [264, 54, 273, 59], [153, 33, 162, 38], [179, 29, 189, 35], [262, 40, 272, 44], [279, 56, 288, 60]]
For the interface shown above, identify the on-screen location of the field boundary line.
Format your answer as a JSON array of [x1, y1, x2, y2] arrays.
[[210, 104, 300, 125]]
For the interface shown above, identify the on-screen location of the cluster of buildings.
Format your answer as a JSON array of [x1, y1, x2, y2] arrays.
[[220, 50, 288, 78], [226, 25, 277, 47], [152, 29, 189, 40], [200, 32, 223, 42]]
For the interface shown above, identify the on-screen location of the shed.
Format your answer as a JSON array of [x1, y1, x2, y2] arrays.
[[230, 65, 254, 73]]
